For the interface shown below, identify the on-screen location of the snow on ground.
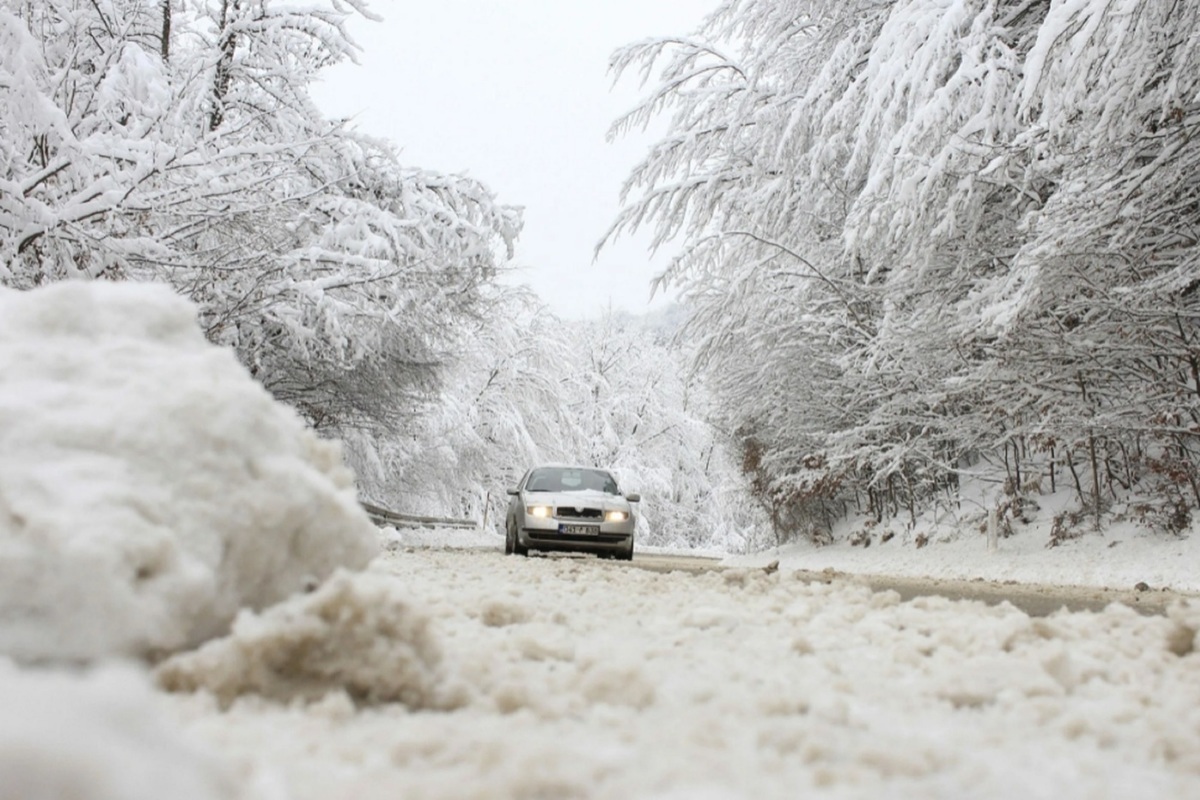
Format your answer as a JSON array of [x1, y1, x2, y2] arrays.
[[157, 569, 452, 710], [161, 548, 1200, 799], [380, 524, 497, 551], [723, 505, 1200, 595], [0, 282, 378, 662], [4, 281, 1200, 799], [0, 663, 269, 800], [372, 505, 1200, 599]]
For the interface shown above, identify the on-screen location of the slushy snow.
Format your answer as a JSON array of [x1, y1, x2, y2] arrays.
[[157, 569, 453, 710], [162, 549, 1200, 799], [0, 281, 378, 662]]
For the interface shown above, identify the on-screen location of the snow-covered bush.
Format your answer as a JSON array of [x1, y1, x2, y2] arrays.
[[0, 282, 378, 663]]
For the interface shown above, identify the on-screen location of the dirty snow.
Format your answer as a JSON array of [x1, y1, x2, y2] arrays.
[[0, 281, 378, 662], [161, 548, 1200, 799], [157, 569, 452, 710]]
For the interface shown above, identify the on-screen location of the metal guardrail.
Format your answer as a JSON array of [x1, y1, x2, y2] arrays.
[[360, 500, 478, 530]]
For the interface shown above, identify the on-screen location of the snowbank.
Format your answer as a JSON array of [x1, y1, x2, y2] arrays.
[[0, 663, 261, 800], [157, 570, 454, 709], [0, 282, 378, 663], [724, 496, 1200, 594], [380, 524, 498, 551]]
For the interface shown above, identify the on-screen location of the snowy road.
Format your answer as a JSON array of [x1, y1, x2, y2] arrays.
[[513, 550, 1188, 617], [165, 548, 1200, 799], [847, 571, 1188, 618]]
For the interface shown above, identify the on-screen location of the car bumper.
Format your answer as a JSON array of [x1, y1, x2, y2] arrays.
[[518, 517, 634, 554]]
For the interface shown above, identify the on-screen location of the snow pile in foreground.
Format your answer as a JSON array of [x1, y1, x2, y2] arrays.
[[0, 282, 378, 663], [0, 663, 263, 800], [157, 570, 455, 710], [167, 550, 1200, 799]]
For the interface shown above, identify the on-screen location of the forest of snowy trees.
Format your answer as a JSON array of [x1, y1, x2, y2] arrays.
[[0, 0, 522, 436], [6, 0, 1198, 551], [0, 0, 756, 550], [606, 0, 1200, 541], [344, 300, 760, 550]]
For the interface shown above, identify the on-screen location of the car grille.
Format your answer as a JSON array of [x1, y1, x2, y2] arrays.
[[557, 507, 603, 519], [527, 531, 627, 544]]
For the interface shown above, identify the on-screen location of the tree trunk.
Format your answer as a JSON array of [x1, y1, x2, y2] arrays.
[[160, 0, 171, 61], [1088, 432, 1102, 528], [210, 0, 240, 131], [1049, 443, 1056, 494], [1065, 448, 1084, 509]]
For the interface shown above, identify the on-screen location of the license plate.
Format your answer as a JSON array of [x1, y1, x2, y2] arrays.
[[560, 524, 599, 535]]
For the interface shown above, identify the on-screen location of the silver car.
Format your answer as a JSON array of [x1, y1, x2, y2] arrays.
[[505, 465, 640, 560]]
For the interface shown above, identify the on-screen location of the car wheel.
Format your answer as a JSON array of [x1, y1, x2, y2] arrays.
[[513, 532, 529, 557], [617, 541, 634, 561], [504, 523, 515, 555]]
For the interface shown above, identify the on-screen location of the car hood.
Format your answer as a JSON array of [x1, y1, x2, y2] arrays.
[[522, 489, 631, 511]]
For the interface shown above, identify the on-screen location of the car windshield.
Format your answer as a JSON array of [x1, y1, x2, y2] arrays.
[[525, 467, 619, 494]]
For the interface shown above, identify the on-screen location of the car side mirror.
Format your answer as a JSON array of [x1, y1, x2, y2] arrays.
[[625, 492, 641, 503], [506, 488, 519, 496]]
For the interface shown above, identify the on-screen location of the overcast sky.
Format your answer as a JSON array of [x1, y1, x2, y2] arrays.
[[311, 0, 714, 319]]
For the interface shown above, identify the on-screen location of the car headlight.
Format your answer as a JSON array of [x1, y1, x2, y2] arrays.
[[527, 505, 553, 518], [605, 510, 629, 523]]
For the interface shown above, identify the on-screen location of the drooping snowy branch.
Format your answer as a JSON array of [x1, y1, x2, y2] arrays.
[[605, 0, 1200, 537], [0, 0, 521, 432]]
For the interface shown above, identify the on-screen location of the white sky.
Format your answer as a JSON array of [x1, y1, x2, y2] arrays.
[[312, 0, 715, 320]]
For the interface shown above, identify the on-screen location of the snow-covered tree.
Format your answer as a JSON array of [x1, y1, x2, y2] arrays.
[[0, 0, 520, 431], [554, 309, 745, 548], [348, 295, 761, 552], [606, 0, 1200, 539], [343, 286, 584, 519]]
